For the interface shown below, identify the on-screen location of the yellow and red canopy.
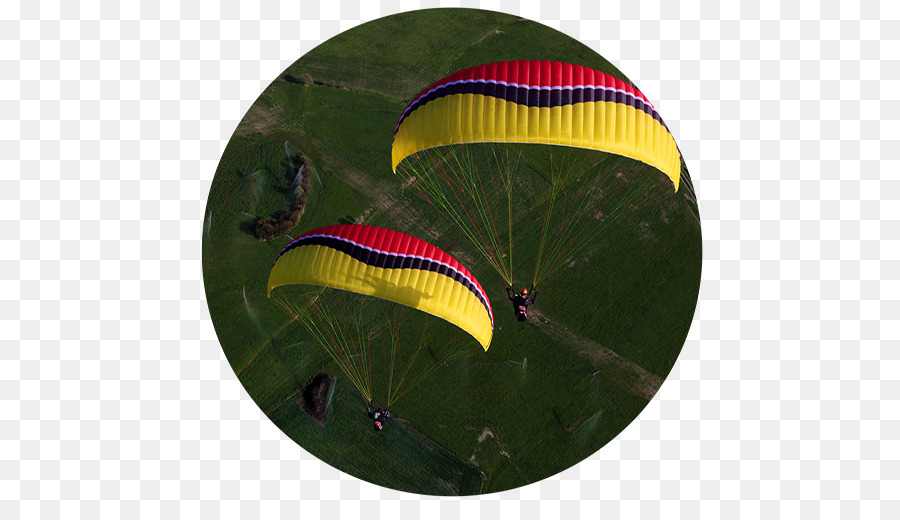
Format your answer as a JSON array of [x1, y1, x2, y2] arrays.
[[392, 60, 681, 190], [268, 224, 494, 350]]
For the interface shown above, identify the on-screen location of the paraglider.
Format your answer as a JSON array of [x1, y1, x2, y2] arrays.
[[507, 286, 537, 321], [392, 60, 682, 293], [268, 224, 493, 410], [367, 405, 391, 431]]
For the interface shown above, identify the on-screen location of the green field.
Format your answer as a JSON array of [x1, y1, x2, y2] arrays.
[[203, 8, 701, 495]]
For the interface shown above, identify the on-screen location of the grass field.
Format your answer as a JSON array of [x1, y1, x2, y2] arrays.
[[203, 8, 701, 495]]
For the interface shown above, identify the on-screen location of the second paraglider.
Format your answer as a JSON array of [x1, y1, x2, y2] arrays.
[[267, 224, 493, 410]]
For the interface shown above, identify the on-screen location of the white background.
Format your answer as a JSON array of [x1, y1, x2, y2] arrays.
[[2, 0, 897, 518]]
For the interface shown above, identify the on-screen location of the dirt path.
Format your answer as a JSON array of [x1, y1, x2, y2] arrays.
[[340, 167, 431, 234], [472, 27, 502, 46], [528, 309, 663, 401]]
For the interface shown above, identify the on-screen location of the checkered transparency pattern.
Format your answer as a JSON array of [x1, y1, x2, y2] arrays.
[[2, 0, 896, 518]]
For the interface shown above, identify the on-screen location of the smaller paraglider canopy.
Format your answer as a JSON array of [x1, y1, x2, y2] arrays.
[[268, 224, 494, 350]]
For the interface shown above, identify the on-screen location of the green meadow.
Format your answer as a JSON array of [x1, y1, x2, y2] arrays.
[[203, 9, 701, 495]]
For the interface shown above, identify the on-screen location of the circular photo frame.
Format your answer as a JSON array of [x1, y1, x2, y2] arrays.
[[203, 8, 701, 495]]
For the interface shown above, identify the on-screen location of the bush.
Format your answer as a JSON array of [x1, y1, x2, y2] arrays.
[[255, 152, 314, 242]]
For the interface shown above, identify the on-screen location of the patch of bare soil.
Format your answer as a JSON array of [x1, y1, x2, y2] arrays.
[[298, 372, 335, 425], [233, 103, 282, 138], [528, 309, 663, 401], [477, 427, 494, 443], [468, 426, 520, 477]]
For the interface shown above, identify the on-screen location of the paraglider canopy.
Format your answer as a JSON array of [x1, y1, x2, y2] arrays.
[[268, 224, 494, 350], [391, 60, 681, 191]]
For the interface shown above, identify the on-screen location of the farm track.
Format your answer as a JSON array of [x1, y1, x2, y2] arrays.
[[528, 308, 663, 401]]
